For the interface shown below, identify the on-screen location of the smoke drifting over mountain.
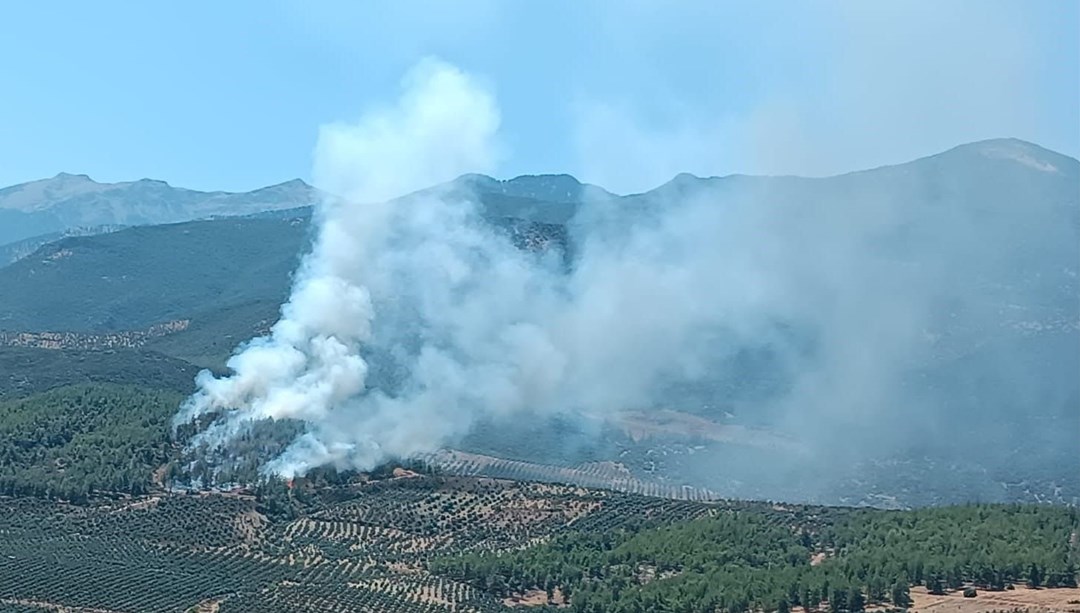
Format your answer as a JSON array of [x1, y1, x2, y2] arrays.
[[175, 57, 1078, 489], [178, 56, 789, 477]]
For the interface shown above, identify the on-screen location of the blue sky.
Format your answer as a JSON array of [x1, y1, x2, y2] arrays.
[[1, 1, 1077, 194]]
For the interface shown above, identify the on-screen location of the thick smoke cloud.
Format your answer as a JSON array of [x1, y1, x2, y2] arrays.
[[175, 57, 794, 478], [175, 58, 507, 476], [175, 57, 1076, 491]]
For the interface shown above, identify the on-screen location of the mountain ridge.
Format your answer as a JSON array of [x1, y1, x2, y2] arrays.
[[0, 173, 323, 246], [8, 137, 1072, 215], [641, 138, 1079, 185], [0, 173, 320, 213], [4, 137, 1074, 238], [1, 137, 1074, 338]]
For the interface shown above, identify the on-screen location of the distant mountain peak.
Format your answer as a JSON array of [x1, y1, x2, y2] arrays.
[[52, 172, 94, 182], [929, 137, 1079, 176], [136, 178, 171, 186], [508, 173, 583, 184], [963, 136, 1040, 150], [964, 138, 1063, 173], [670, 172, 704, 184], [455, 172, 613, 203], [651, 172, 713, 195], [278, 178, 311, 188], [258, 178, 313, 191]]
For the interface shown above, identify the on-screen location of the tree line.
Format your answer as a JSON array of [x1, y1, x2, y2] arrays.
[[432, 504, 1079, 613]]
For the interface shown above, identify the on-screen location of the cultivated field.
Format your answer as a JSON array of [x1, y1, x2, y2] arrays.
[[0, 474, 1076, 613], [425, 448, 724, 501], [0, 476, 711, 612]]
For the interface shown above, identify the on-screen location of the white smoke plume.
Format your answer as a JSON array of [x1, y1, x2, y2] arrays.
[[175, 57, 508, 477]]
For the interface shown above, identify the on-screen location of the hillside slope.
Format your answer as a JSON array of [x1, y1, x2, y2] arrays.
[[0, 346, 200, 401], [0, 139, 1075, 507], [0, 214, 309, 332], [0, 178, 579, 336]]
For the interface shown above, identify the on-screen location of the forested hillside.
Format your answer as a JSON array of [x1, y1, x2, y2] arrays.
[[0, 215, 308, 332], [0, 347, 199, 400], [0, 384, 183, 500], [435, 505, 1080, 613]]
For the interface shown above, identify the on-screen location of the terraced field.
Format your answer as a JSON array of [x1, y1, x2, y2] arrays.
[[425, 449, 724, 501], [2, 473, 1077, 613], [0, 475, 717, 612]]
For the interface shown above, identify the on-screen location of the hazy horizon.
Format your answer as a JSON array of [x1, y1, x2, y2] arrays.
[[2, 1, 1077, 194]]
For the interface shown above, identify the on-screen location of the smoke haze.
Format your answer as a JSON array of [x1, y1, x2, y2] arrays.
[[175, 57, 1078, 496]]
